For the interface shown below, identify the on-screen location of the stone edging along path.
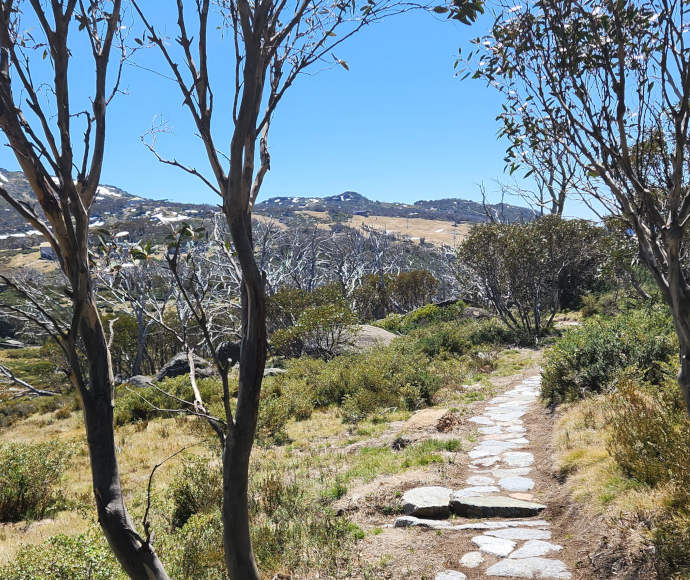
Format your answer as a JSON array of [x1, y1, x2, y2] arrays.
[[393, 375, 572, 580]]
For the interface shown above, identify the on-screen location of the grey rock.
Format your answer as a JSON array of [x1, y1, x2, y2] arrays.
[[471, 534, 516, 557], [492, 467, 533, 479], [485, 557, 571, 578], [263, 367, 287, 377], [498, 476, 535, 492], [502, 451, 535, 467], [468, 416, 494, 425], [510, 540, 563, 559], [435, 570, 467, 580], [401, 486, 451, 518], [453, 486, 500, 498], [471, 456, 502, 467], [467, 475, 495, 486], [486, 528, 552, 540], [126, 375, 154, 388], [451, 495, 546, 518], [459, 552, 483, 568], [155, 352, 214, 381], [394, 516, 452, 529]]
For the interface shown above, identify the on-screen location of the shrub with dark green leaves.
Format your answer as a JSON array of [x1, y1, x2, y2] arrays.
[[541, 306, 676, 405], [375, 301, 466, 334], [0, 440, 74, 522], [0, 532, 124, 580]]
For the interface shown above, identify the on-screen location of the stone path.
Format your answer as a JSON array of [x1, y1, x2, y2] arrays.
[[393, 375, 572, 579]]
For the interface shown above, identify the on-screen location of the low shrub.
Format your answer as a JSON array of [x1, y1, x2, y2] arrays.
[[607, 374, 689, 489], [0, 532, 124, 580], [541, 306, 676, 405], [375, 301, 466, 334], [169, 455, 223, 529], [114, 375, 227, 426], [0, 440, 74, 522]]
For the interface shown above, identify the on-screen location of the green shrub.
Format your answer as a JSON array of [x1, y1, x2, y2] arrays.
[[0, 532, 124, 580], [169, 455, 223, 529], [541, 306, 676, 405], [167, 511, 226, 580], [375, 301, 466, 334], [114, 375, 226, 426], [653, 509, 690, 578], [249, 470, 359, 575], [0, 441, 74, 522]]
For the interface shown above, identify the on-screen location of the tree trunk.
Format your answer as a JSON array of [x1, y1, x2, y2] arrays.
[[222, 209, 267, 579], [79, 296, 170, 580]]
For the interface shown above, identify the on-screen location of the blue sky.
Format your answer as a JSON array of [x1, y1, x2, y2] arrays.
[[0, 7, 591, 218]]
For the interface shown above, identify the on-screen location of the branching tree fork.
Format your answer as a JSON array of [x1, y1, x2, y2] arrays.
[[129, 0, 465, 575], [0, 1, 170, 577]]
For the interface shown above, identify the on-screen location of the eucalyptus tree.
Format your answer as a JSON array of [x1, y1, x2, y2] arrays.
[[468, 0, 690, 413], [0, 1, 170, 577], [128, 0, 480, 573]]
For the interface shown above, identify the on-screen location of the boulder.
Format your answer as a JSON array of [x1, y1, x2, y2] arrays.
[[450, 495, 545, 518], [155, 352, 214, 381], [401, 486, 452, 518], [127, 375, 154, 388], [264, 367, 287, 377]]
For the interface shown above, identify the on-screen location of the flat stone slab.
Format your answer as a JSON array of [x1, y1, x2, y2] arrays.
[[470, 441, 519, 458], [492, 467, 532, 478], [394, 516, 452, 529], [435, 571, 467, 580], [451, 495, 546, 518], [510, 540, 563, 559], [467, 475, 495, 486], [486, 557, 571, 578], [472, 456, 502, 467], [468, 416, 495, 425], [486, 528, 552, 540], [499, 476, 535, 492], [459, 551, 483, 568], [453, 486, 500, 498], [471, 534, 516, 557], [401, 486, 451, 518], [455, 520, 550, 530], [479, 425, 504, 434], [502, 452, 535, 467]]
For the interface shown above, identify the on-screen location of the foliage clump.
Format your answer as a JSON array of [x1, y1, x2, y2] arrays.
[[541, 306, 676, 405], [0, 532, 124, 580], [0, 441, 74, 522]]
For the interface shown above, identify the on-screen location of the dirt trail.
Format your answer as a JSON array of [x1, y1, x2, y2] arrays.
[[349, 369, 589, 579]]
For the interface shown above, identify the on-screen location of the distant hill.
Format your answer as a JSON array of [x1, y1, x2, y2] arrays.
[[255, 191, 536, 224], [0, 169, 536, 249]]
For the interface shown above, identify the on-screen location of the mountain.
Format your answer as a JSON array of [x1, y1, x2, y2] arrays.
[[0, 168, 536, 249], [0, 169, 217, 246], [254, 191, 536, 223]]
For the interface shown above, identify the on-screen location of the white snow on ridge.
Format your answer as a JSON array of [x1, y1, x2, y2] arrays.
[[97, 186, 123, 198], [0, 173, 8, 183]]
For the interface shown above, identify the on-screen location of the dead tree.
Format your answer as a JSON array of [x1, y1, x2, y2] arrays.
[[0, 2, 169, 577]]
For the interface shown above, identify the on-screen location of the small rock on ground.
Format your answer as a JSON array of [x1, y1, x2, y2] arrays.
[[435, 571, 467, 580], [459, 551, 484, 568]]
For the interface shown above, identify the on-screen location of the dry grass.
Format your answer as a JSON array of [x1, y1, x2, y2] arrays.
[[553, 394, 688, 533], [348, 215, 471, 247]]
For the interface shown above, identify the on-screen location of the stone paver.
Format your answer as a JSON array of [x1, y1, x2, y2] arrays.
[[486, 557, 571, 578], [435, 571, 467, 580], [397, 374, 572, 579], [401, 486, 451, 518], [459, 551, 484, 567]]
